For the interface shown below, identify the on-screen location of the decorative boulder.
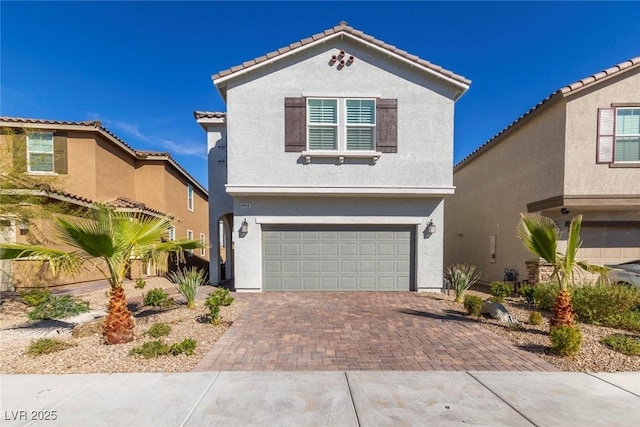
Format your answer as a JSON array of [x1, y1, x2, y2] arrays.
[[72, 317, 106, 338], [481, 301, 521, 326]]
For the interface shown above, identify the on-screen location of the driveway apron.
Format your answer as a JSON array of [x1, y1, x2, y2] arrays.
[[194, 292, 556, 371]]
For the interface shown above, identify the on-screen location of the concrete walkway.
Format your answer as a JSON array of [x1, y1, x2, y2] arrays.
[[2, 371, 639, 426]]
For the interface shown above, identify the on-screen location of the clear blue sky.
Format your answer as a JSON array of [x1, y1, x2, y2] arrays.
[[2, 1, 639, 190]]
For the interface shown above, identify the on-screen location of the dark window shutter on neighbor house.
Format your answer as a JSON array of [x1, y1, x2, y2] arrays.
[[376, 99, 398, 153], [597, 108, 615, 164], [284, 97, 307, 152], [12, 134, 27, 173], [53, 133, 68, 174]]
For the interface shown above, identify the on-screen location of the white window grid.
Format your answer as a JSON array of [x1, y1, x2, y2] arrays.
[[307, 98, 376, 152]]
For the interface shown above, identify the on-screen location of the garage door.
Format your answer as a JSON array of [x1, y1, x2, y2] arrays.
[[262, 226, 413, 291], [578, 226, 640, 264]]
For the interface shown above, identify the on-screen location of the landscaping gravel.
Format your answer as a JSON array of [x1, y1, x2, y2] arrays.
[[0, 278, 247, 374]]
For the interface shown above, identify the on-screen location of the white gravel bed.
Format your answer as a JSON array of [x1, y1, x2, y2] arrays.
[[0, 278, 247, 374], [423, 289, 640, 372]]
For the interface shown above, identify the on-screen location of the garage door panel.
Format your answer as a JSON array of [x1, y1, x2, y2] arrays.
[[263, 226, 413, 291]]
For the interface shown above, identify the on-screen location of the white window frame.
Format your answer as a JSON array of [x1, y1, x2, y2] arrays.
[[186, 229, 193, 255], [306, 98, 376, 152], [614, 107, 640, 163], [187, 185, 194, 212], [168, 225, 175, 241], [27, 132, 55, 174], [200, 233, 206, 256]]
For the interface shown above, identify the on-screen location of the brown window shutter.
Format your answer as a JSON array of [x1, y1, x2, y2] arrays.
[[53, 132, 68, 174], [376, 99, 397, 153], [284, 97, 306, 152], [597, 108, 615, 164], [12, 133, 27, 173]]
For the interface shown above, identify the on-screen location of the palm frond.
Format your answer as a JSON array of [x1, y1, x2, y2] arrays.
[[0, 242, 84, 276], [564, 214, 583, 271], [517, 213, 559, 264]]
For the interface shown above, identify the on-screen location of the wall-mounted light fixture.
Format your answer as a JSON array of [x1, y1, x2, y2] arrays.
[[241, 218, 248, 234], [427, 220, 436, 234]]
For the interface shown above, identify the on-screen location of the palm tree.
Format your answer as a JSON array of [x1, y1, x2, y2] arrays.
[[0, 206, 201, 344], [517, 213, 587, 329]]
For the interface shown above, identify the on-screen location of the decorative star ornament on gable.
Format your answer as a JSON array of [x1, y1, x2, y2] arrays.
[[329, 50, 355, 69]]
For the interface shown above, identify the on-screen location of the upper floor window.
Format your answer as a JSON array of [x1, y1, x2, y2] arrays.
[[307, 98, 376, 151], [200, 233, 206, 256], [597, 107, 640, 164], [187, 185, 194, 211], [27, 132, 54, 173]]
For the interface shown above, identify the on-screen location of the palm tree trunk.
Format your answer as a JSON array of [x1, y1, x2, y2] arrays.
[[103, 286, 135, 344], [549, 289, 575, 329]]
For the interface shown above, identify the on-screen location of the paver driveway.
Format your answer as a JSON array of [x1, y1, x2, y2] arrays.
[[194, 292, 556, 371]]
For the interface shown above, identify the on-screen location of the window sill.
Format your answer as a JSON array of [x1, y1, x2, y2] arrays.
[[609, 162, 640, 168], [301, 150, 382, 165], [26, 171, 58, 176]]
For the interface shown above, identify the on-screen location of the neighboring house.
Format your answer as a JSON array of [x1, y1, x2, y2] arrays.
[[0, 117, 209, 290], [196, 22, 470, 292], [444, 57, 640, 285]]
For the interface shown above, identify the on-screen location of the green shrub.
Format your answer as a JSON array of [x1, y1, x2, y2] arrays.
[[145, 323, 172, 338], [27, 295, 90, 320], [463, 295, 483, 317], [601, 334, 640, 356], [129, 340, 170, 358], [528, 311, 543, 326], [26, 338, 75, 356], [169, 338, 197, 356], [533, 282, 560, 311], [135, 278, 147, 289], [609, 310, 640, 332], [571, 284, 640, 325], [143, 288, 172, 307], [489, 281, 512, 303], [550, 325, 583, 357], [210, 288, 234, 306], [519, 286, 536, 305], [444, 263, 479, 303], [21, 289, 51, 307], [167, 267, 208, 309]]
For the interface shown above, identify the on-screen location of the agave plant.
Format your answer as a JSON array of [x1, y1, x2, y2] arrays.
[[445, 263, 480, 303], [167, 267, 208, 309], [517, 213, 592, 329], [0, 206, 201, 344]]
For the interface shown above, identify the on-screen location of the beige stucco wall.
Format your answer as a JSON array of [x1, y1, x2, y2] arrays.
[[58, 132, 98, 199], [445, 101, 567, 283]]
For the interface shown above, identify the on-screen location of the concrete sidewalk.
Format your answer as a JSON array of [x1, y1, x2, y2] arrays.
[[2, 371, 639, 426]]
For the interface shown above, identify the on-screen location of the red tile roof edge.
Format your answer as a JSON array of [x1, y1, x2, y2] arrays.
[[454, 55, 640, 171]]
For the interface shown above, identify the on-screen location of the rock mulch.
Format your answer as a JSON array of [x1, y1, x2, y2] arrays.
[[422, 288, 640, 372], [0, 278, 247, 374]]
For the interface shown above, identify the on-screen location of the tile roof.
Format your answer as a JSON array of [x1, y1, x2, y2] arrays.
[[211, 21, 470, 87], [0, 116, 207, 195], [193, 111, 227, 120], [454, 55, 640, 171], [104, 197, 167, 216]]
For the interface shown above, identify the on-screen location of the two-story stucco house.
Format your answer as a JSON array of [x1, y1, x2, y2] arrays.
[[0, 117, 209, 290], [444, 57, 640, 285], [196, 22, 470, 292]]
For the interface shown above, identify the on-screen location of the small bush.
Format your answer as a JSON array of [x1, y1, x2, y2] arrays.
[[489, 281, 512, 303], [519, 286, 536, 305], [135, 278, 147, 289], [169, 338, 197, 356], [129, 340, 170, 358], [601, 334, 640, 356], [444, 263, 479, 303], [609, 310, 640, 332], [26, 338, 75, 356], [27, 295, 90, 320], [145, 323, 172, 338], [572, 284, 640, 325], [210, 288, 234, 306], [463, 295, 483, 317], [550, 325, 583, 357], [533, 282, 560, 311], [528, 311, 543, 326], [21, 289, 51, 307], [143, 288, 172, 307], [167, 267, 208, 309]]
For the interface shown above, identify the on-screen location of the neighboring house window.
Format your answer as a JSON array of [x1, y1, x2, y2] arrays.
[[307, 98, 375, 151], [285, 97, 397, 153], [27, 132, 54, 173], [187, 185, 194, 211], [168, 226, 175, 241], [187, 230, 193, 255], [200, 233, 206, 256], [597, 107, 640, 163]]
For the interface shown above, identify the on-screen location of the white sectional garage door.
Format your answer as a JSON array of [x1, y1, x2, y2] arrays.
[[262, 226, 413, 291]]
